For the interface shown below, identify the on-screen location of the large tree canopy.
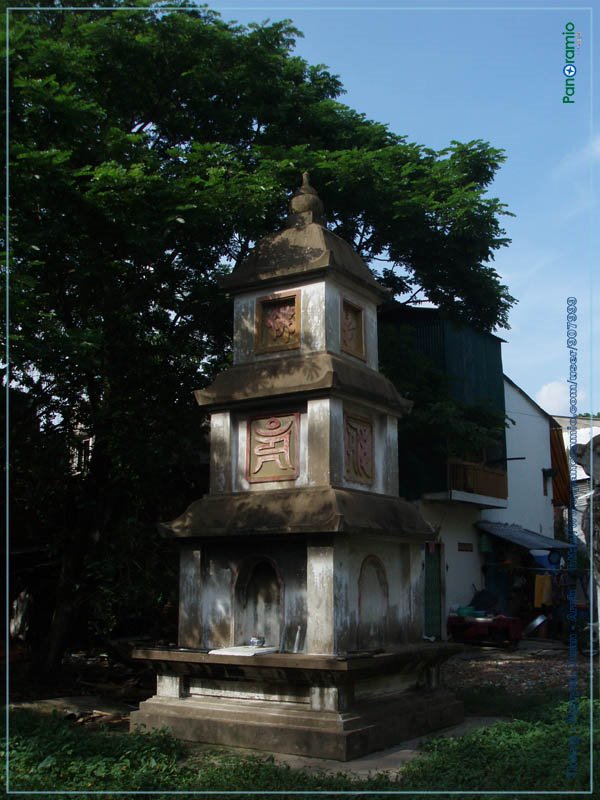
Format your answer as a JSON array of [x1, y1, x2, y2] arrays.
[[4, 0, 516, 668]]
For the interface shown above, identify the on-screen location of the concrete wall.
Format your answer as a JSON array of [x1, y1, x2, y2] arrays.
[[482, 380, 555, 538]]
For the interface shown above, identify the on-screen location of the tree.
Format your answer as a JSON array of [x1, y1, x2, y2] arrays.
[[4, 0, 516, 670]]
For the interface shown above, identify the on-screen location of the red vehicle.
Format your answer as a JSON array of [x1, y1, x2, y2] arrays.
[[447, 613, 523, 647]]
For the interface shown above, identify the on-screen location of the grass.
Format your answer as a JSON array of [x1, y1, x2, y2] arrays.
[[398, 697, 596, 792], [456, 684, 573, 720], [3, 693, 597, 798]]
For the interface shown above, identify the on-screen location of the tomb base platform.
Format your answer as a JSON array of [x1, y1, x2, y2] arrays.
[[130, 645, 464, 761]]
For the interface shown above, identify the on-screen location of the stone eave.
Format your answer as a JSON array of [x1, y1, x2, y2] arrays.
[[159, 486, 434, 541], [194, 352, 411, 415]]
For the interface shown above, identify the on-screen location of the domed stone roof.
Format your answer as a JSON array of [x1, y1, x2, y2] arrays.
[[223, 174, 387, 299]]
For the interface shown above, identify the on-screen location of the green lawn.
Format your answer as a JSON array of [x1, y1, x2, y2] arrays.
[[3, 693, 597, 798]]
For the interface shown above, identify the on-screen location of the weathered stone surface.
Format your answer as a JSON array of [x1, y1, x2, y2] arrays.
[[173, 535, 425, 654], [132, 643, 463, 680], [130, 687, 464, 761], [223, 220, 388, 300], [160, 487, 434, 540], [194, 351, 412, 414]]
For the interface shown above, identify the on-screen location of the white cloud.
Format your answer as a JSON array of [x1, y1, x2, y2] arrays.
[[553, 135, 600, 176], [535, 381, 587, 416], [497, 248, 563, 290], [548, 137, 599, 221]]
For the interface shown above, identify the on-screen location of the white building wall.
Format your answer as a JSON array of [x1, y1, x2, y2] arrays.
[[412, 378, 559, 638], [416, 500, 484, 613], [482, 380, 555, 538], [562, 423, 600, 548]]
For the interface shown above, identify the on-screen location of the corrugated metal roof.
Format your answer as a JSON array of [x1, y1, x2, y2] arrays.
[[476, 521, 571, 550]]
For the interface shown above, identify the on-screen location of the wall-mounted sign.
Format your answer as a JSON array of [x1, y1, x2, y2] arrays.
[[458, 542, 474, 552]]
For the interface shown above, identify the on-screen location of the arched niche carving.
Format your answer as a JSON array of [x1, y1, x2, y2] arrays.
[[357, 555, 389, 650], [233, 557, 284, 648]]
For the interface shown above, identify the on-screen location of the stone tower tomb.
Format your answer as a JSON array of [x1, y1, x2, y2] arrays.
[[131, 175, 463, 760]]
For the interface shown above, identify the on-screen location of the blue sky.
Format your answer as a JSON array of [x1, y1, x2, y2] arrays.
[[212, 0, 598, 417]]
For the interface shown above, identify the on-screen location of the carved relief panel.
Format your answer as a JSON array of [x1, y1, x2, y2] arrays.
[[341, 298, 365, 360], [344, 414, 373, 485], [255, 291, 300, 354], [247, 413, 300, 484]]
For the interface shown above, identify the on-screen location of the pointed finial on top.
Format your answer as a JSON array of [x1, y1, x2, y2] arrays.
[[288, 171, 324, 226]]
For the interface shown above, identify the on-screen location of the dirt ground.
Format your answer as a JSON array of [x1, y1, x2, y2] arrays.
[[441, 637, 596, 695]]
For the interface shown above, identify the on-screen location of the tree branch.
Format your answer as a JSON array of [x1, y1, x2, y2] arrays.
[[401, 287, 425, 305], [356, 220, 368, 251]]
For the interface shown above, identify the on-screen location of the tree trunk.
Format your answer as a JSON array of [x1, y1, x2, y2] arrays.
[[37, 533, 88, 674], [37, 417, 113, 675]]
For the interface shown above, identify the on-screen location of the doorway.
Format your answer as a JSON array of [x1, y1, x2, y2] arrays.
[[424, 542, 443, 639]]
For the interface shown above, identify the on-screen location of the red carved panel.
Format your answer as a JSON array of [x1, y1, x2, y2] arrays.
[[246, 413, 300, 484], [344, 415, 373, 485], [255, 292, 300, 354]]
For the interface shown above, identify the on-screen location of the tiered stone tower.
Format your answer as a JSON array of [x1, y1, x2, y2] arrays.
[[132, 176, 463, 760]]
